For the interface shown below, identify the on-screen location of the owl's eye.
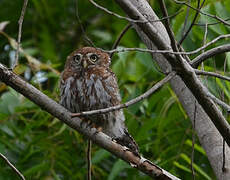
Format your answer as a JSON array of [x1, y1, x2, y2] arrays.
[[73, 54, 82, 64], [89, 54, 99, 63]]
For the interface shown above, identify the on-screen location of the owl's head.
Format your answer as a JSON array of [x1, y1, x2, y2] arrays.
[[65, 47, 111, 70]]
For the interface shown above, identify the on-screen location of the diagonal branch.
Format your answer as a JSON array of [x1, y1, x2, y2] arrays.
[[0, 153, 25, 180], [89, 0, 183, 24], [179, 0, 205, 45], [0, 63, 180, 180], [104, 33, 230, 56], [71, 72, 175, 117], [110, 23, 132, 58], [191, 44, 230, 68], [195, 69, 230, 82]]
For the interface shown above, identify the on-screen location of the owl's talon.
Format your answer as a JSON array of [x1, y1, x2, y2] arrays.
[[96, 126, 103, 132], [112, 138, 117, 143], [129, 162, 137, 168], [139, 157, 147, 164], [122, 146, 129, 151], [71, 113, 81, 117]]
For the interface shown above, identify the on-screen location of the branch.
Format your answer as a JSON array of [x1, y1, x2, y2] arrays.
[[0, 63, 180, 179], [75, 0, 96, 47], [0, 153, 25, 180], [14, 0, 28, 69], [195, 69, 230, 82], [110, 23, 132, 58], [172, 0, 230, 26], [71, 72, 175, 117], [207, 92, 230, 112], [191, 44, 230, 68], [89, 0, 183, 24], [194, 18, 230, 26], [104, 33, 230, 55], [179, 0, 205, 45]]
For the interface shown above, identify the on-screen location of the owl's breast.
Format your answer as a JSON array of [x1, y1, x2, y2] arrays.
[[75, 73, 113, 111]]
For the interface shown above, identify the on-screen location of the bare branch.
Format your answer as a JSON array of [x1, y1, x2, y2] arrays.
[[207, 93, 230, 112], [191, 44, 230, 68], [71, 72, 175, 117], [179, 0, 205, 45], [0, 63, 180, 179], [194, 18, 230, 26], [172, 0, 230, 26], [195, 69, 230, 82], [104, 34, 230, 56], [14, 0, 28, 69], [75, 0, 96, 47], [181, 0, 190, 39], [89, 0, 183, 24], [87, 140, 92, 180], [110, 23, 132, 58], [158, 0, 179, 53], [0, 153, 25, 180]]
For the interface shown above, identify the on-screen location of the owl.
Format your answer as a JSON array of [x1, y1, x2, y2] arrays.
[[59, 47, 139, 155]]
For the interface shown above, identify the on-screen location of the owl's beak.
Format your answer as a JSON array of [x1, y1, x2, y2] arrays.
[[83, 61, 88, 68]]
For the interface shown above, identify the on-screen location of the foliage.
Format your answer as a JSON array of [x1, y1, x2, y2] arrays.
[[0, 0, 229, 179]]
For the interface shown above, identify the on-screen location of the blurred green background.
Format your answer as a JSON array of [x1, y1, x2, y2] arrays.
[[1, 0, 230, 179]]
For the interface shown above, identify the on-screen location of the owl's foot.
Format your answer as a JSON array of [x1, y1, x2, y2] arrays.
[[79, 117, 91, 128], [113, 136, 140, 158]]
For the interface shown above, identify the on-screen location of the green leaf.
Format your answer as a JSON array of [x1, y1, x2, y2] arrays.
[[108, 159, 130, 180], [92, 149, 110, 164], [185, 139, 206, 156], [180, 153, 212, 180]]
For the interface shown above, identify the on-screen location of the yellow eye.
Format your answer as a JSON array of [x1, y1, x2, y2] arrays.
[[73, 54, 82, 64], [89, 54, 98, 62]]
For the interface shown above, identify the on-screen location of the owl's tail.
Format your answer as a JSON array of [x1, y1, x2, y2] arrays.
[[115, 129, 140, 156]]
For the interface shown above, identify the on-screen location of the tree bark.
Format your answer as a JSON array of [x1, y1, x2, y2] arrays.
[[115, 0, 230, 179]]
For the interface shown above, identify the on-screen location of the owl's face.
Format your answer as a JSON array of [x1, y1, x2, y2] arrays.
[[65, 47, 111, 71]]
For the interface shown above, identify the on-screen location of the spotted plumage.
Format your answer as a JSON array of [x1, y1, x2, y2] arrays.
[[60, 47, 139, 155]]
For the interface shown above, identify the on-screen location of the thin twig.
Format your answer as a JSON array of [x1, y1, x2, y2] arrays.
[[195, 70, 230, 82], [194, 18, 230, 26], [87, 140, 92, 180], [14, 0, 28, 69], [200, 23, 208, 83], [71, 72, 176, 117], [207, 93, 230, 112], [191, 44, 230, 68], [110, 23, 132, 58], [89, 0, 183, 24], [181, 0, 190, 39], [159, 0, 179, 54], [221, 56, 227, 173], [172, 0, 230, 26], [185, 34, 230, 55], [191, 101, 197, 180], [0, 153, 25, 180], [75, 0, 95, 47], [179, 0, 206, 45], [105, 34, 230, 56]]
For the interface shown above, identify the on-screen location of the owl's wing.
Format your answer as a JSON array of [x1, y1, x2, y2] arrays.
[[102, 71, 122, 106], [59, 74, 80, 113]]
